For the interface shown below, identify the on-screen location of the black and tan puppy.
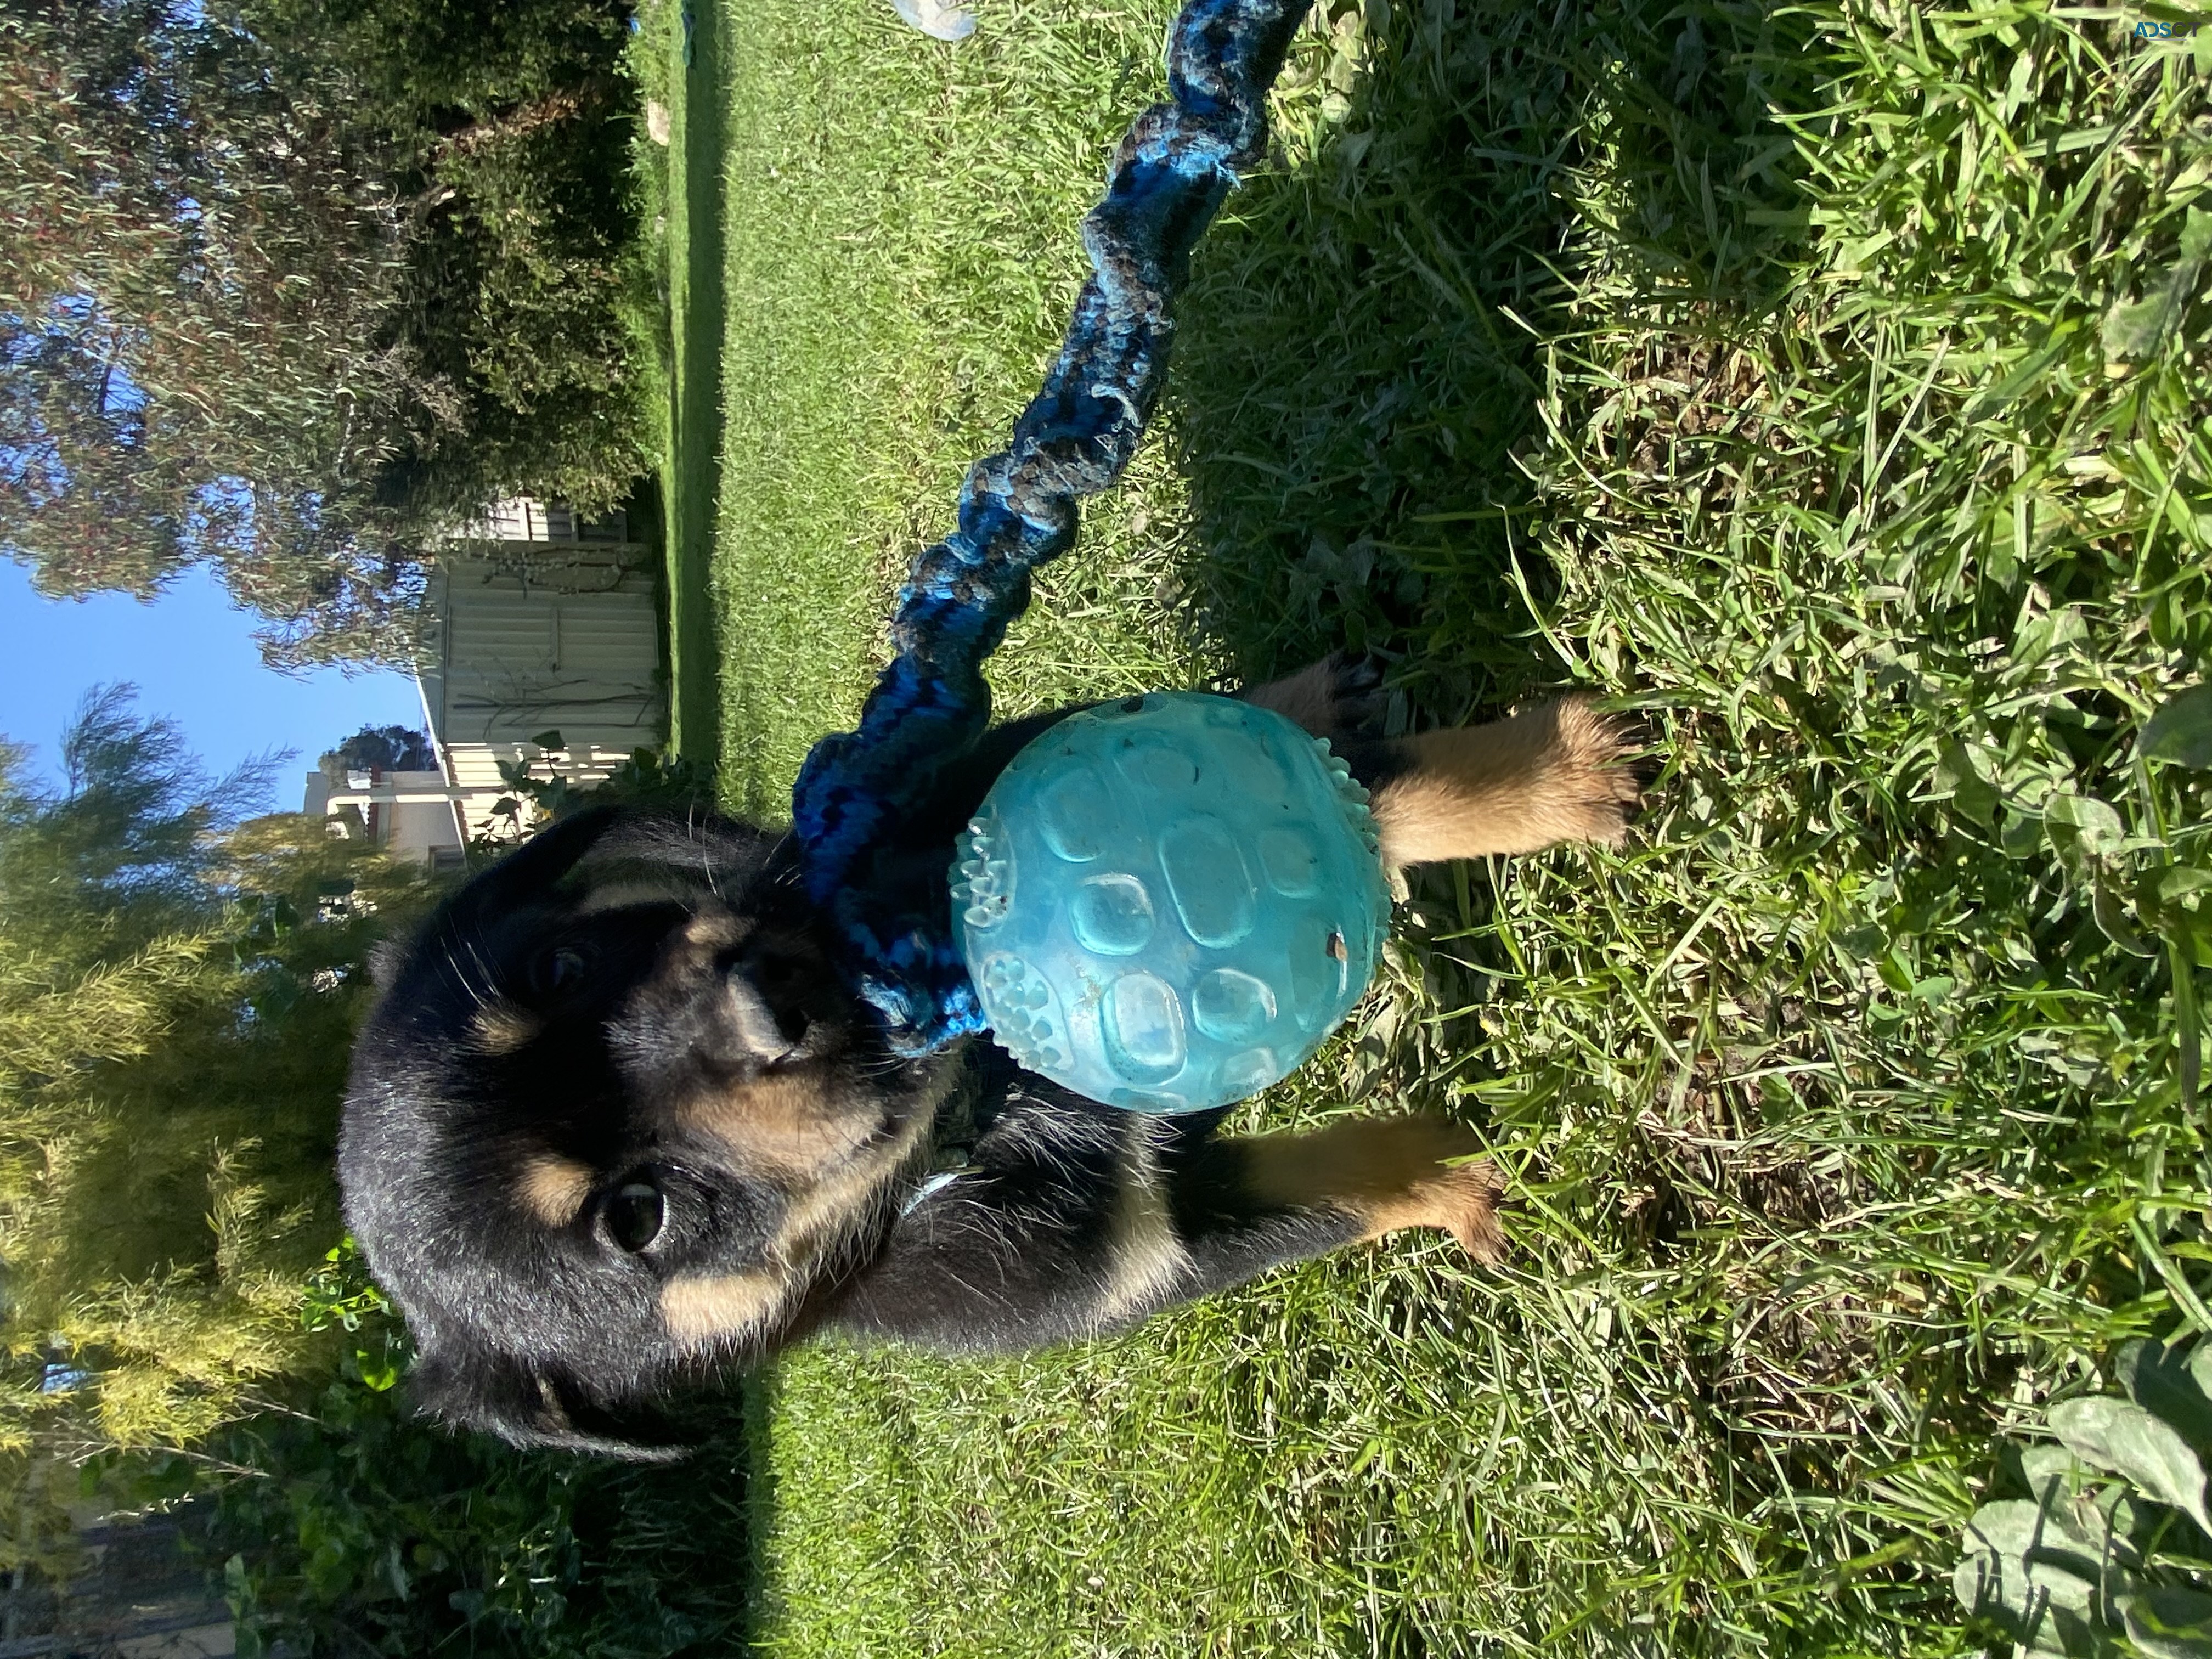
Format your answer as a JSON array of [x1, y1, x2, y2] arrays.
[[339, 661, 1640, 1455]]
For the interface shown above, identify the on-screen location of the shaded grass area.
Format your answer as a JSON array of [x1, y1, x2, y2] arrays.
[[656, 0, 728, 764], [710, 0, 2212, 1652], [209, 1358, 758, 1657]]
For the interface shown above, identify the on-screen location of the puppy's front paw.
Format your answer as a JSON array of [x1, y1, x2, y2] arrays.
[[1409, 1154, 1508, 1263], [1239, 1115, 1508, 1263], [1359, 1118, 1505, 1262], [1239, 651, 1387, 740], [1539, 696, 1649, 849]]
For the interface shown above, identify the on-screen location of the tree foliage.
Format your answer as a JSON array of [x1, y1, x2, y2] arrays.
[[0, 1, 436, 663], [0, 688, 433, 1455], [246, 0, 650, 524], [323, 724, 436, 775], [0, 0, 650, 667]]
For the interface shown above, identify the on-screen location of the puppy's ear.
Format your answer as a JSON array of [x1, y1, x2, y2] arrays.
[[407, 1339, 691, 1463], [452, 805, 621, 919], [365, 935, 407, 992]]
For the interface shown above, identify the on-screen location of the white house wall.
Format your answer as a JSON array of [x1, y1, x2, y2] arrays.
[[456, 498, 631, 545], [422, 556, 667, 805]]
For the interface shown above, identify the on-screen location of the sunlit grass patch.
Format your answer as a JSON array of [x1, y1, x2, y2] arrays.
[[710, 0, 1194, 815], [709, 0, 2212, 1652]]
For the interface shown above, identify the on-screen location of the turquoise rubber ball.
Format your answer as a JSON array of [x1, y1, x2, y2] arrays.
[[949, 691, 1392, 1114]]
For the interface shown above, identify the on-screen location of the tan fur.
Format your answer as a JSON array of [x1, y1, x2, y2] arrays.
[[679, 1053, 951, 1186], [677, 1075, 879, 1179], [1237, 1116, 1505, 1260], [771, 1066, 950, 1257], [659, 1268, 788, 1345], [1092, 1120, 1194, 1327], [662, 1062, 955, 1347], [470, 1002, 541, 1056], [515, 1152, 594, 1227], [574, 876, 742, 920], [1370, 696, 1640, 871], [672, 910, 748, 950], [1239, 658, 1352, 734]]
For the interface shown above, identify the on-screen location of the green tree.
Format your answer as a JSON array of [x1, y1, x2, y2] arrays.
[[0, 0, 650, 670], [0, 689, 433, 1454], [0, 1, 440, 665], [321, 725, 436, 776], [239, 0, 650, 524]]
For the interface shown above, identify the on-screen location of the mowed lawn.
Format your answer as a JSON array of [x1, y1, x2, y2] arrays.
[[689, 0, 2212, 1651]]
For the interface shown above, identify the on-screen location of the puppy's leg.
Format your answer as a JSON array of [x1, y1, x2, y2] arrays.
[[1359, 697, 1643, 870], [821, 1109, 1499, 1353], [1240, 662, 1641, 866], [1209, 1115, 1504, 1261], [1084, 1114, 1504, 1338]]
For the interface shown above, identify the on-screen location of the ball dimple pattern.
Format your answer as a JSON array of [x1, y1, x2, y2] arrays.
[[1070, 873, 1156, 956], [1256, 825, 1321, 896], [1192, 968, 1275, 1042], [1159, 816, 1255, 947], [950, 692, 1391, 1113]]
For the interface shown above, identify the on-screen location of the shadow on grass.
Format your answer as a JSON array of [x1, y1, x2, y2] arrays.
[[667, 0, 727, 769], [1174, 0, 1820, 720]]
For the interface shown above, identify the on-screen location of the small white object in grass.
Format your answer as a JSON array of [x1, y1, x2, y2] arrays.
[[890, 0, 975, 41], [645, 100, 672, 146]]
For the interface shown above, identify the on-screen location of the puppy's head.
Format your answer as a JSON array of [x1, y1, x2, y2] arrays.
[[339, 806, 947, 1457]]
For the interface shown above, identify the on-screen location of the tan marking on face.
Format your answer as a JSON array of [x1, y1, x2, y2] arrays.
[[775, 1091, 939, 1256], [1370, 697, 1641, 872], [516, 1152, 595, 1227], [470, 1001, 541, 1056], [676, 909, 750, 949], [633, 908, 749, 980], [1238, 1116, 1504, 1261], [572, 876, 740, 920], [1092, 1119, 1193, 1329], [676, 1074, 880, 1180], [660, 1268, 788, 1344], [658, 1060, 957, 1350]]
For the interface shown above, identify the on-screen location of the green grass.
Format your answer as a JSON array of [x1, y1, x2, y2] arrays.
[[641, 0, 729, 765], [710, 0, 1197, 814], [698, 0, 2212, 1652]]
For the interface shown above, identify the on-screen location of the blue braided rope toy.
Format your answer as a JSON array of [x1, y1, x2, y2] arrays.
[[789, 0, 1310, 1056]]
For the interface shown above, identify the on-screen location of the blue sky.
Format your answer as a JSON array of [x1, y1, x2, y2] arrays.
[[1, 560, 425, 809]]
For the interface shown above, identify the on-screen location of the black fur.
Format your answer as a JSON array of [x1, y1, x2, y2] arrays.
[[340, 684, 1446, 1457]]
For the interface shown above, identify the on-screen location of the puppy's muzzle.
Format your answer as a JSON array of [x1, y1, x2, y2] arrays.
[[613, 917, 827, 1084], [713, 953, 815, 1069]]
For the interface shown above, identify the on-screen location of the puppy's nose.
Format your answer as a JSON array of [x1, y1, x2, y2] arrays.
[[642, 916, 811, 1072], [715, 958, 810, 1066]]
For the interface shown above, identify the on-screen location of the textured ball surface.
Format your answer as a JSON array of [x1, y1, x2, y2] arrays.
[[950, 692, 1390, 1113]]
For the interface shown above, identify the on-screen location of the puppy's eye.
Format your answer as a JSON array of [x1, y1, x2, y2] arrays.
[[604, 1181, 665, 1253], [531, 945, 591, 999]]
